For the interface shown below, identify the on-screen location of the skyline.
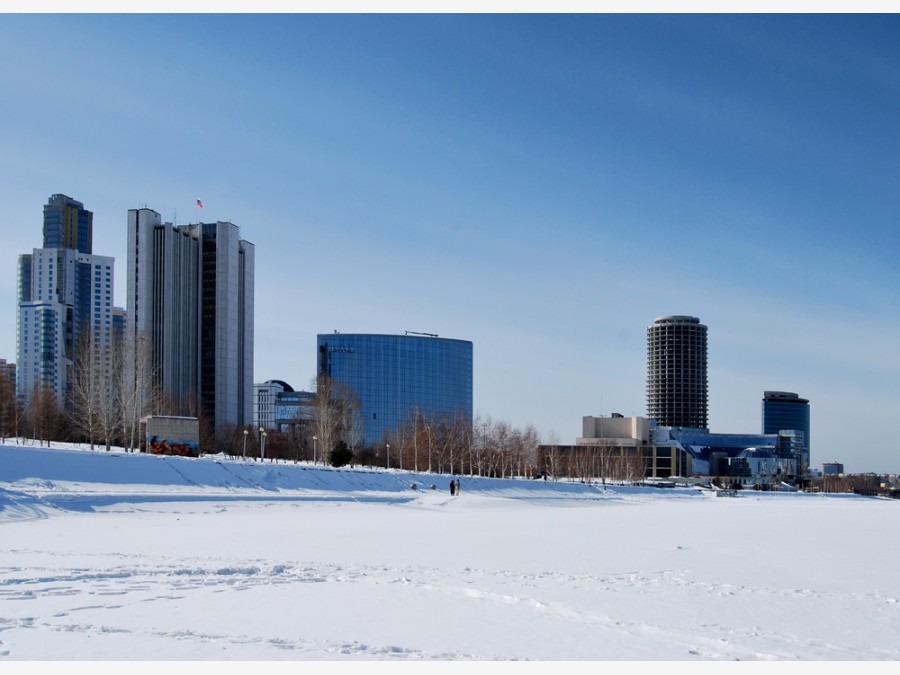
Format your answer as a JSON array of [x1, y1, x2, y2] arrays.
[[2, 14, 899, 472]]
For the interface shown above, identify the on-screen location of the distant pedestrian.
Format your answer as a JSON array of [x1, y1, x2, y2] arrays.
[[450, 481, 456, 496], [455, 479, 461, 496]]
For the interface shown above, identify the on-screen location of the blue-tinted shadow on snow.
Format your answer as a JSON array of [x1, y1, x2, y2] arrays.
[[35, 492, 419, 513]]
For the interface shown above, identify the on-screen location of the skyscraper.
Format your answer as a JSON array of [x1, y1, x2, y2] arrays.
[[17, 195, 116, 407], [127, 208, 254, 430], [646, 315, 708, 429]]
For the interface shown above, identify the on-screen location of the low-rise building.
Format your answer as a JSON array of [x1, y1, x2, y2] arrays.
[[538, 414, 692, 480]]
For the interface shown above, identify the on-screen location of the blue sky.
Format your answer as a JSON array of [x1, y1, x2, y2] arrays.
[[1, 13, 898, 472]]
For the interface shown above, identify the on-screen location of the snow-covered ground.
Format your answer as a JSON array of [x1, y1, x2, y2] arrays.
[[2, 440, 899, 661]]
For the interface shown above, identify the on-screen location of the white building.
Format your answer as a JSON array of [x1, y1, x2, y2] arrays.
[[17, 247, 115, 407], [254, 380, 285, 430], [127, 208, 254, 430]]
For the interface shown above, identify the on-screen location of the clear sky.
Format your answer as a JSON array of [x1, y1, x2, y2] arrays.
[[1, 13, 898, 473]]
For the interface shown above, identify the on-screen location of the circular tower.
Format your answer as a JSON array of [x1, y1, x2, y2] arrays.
[[646, 315, 708, 429]]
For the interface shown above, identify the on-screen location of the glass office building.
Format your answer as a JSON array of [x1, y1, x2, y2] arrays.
[[762, 391, 810, 473], [317, 333, 473, 448]]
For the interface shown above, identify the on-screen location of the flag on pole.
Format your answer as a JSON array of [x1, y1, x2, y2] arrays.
[[196, 199, 203, 208]]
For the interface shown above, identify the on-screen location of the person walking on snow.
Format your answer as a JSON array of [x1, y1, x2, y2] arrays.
[[450, 481, 455, 496]]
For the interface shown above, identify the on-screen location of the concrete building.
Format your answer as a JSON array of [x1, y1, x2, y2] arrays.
[[253, 379, 315, 433], [254, 380, 287, 429], [16, 195, 119, 408], [317, 332, 473, 448], [127, 208, 254, 430], [646, 315, 708, 429], [574, 414, 693, 479]]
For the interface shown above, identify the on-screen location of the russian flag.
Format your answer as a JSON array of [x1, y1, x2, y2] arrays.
[[196, 199, 203, 208]]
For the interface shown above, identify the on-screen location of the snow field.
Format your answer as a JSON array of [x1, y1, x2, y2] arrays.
[[1, 443, 899, 661]]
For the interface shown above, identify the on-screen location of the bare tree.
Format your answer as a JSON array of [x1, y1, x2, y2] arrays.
[[446, 414, 471, 476], [471, 416, 494, 477], [343, 393, 365, 465], [69, 329, 103, 448], [518, 424, 541, 478], [26, 383, 67, 446], [418, 409, 440, 474], [310, 375, 357, 464], [70, 327, 122, 451], [569, 446, 594, 483], [542, 432, 563, 480], [119, 332, 163, 452], [407, 407, 422, 473], [387, 418, 408, 471]]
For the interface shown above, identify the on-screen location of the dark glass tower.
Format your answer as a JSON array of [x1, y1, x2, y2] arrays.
[[762, 391, 810, 472], [647, 315, 708, 429], [317, 333, 473, 448]]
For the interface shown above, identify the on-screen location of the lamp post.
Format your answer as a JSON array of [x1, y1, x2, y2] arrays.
[[242, 429, 248, 459], [259, 427, 267, 462], [386, 443, 390, 470], [262, 431, 267, 462], [313, 435, 317, 465]]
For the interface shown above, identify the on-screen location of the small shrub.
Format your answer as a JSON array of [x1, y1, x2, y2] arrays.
[[330, 441, 352, 468]]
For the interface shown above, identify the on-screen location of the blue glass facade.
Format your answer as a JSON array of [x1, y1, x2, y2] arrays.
[[317, 333, 473, 448], [762, 391, 810, 471], [667, 430, 779, 463]]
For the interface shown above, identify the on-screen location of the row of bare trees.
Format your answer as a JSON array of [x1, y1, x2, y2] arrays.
[[209, 374, 648, 483], [814, 473, 885, 495], [540, 443, 646, 484], [2, 329, 165, 451], [68, 328, 165, 451], [6, 360, 652, 485]]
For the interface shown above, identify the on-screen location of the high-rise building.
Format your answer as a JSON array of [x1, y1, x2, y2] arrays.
[[762, 391, 810, 475], [43, 193, 93, 254], [646, 315, 708, 429], [317, 332, 473, 448], [16, 195, 117, 407], [127, 208, 254, 430]]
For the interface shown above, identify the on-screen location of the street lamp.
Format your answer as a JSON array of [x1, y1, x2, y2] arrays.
[[386, 443, 390, 470], [313, 435, 317, 465], [259, 427, 267, 462], [242, 429, 248, 459]]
